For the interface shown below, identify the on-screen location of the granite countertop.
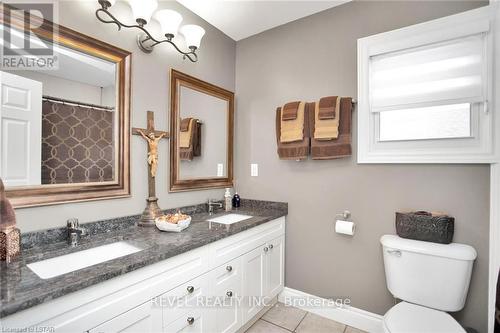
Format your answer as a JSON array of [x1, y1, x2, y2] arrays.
[[0, 200, 287, 318]]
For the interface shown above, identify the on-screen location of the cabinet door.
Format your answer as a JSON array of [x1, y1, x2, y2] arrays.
[[266, 236, 285, 298], [241, 244, 266, 322], [88, 300, 162, 333], [209, 258, 242, 333]]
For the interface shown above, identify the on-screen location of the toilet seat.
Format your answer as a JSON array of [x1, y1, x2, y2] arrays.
[[383, 302, 465, 333]]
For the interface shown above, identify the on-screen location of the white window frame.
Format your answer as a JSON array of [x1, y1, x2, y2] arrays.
[[357, 6, 497, 164]]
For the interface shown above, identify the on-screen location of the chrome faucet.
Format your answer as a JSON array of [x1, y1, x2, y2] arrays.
[[67, 218, 86, 247], [207, 199, 223, 215]]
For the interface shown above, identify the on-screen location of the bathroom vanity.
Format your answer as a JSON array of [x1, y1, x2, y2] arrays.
[[0, 201, 287, 333]]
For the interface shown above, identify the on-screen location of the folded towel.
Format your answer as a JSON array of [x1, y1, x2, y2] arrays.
[[180, 118, 195, 148], [318, 96, 336, 120], [180, 117, 192, 132], [311, 97, 353, 160], [314, 96, 340, 140], [276, 106, 310, 160], [280, 101, 305, 143], [281, 101, 300, 121]]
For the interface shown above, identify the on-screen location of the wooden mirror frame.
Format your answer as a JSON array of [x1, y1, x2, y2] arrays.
[[169, 69, 234, 192], [1, 5, 131, 208]]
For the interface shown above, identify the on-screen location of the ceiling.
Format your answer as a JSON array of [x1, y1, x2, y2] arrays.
[[176, 0, 351, 41]]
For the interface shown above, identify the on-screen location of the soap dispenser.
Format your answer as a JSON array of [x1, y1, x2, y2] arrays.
[[232, 192, 241, 208], [224, 188, 232, 212]]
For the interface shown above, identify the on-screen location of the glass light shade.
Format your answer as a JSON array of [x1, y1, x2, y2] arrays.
[[180, 24, 205, 49], [107, 0, 116, 6], [154, 9, 183, 37], [127, 0, 158, 24]]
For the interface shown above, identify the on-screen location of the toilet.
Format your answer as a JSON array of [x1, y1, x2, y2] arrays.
[[380, 235, 477, 333]]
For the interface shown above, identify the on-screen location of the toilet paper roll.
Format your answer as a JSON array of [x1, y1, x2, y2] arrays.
[[335, 220, 355, 236]]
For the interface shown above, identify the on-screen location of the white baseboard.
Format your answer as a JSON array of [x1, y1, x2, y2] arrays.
[[278, 287, 384, 333]]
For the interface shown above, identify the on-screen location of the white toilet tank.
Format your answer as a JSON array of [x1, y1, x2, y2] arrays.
[[380, 235, 477, 312]]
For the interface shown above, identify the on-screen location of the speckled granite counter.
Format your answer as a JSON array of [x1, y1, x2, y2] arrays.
[[0, 199, 287, 318]]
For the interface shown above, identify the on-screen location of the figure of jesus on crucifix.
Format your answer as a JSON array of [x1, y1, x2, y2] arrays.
[[136, 130, 166, 177], [132, 111, 169, 226]]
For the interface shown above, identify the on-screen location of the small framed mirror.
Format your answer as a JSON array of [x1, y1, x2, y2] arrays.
[[0, 5, 131, 207], [169, 69, 233, 192]]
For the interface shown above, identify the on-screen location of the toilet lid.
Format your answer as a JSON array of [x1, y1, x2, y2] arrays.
[[384, 302, 466, 333]]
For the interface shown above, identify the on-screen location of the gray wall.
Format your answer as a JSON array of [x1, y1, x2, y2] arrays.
[[234, 1, 490, 332], [14, 0, 235, 232]]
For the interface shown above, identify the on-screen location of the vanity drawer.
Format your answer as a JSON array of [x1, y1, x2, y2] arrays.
[[209, 258, 242, 333], [163, 308, 206, 333], [161, 274, 209, 327], [208, 217, 285, 269], [88, 300, 161, 333]]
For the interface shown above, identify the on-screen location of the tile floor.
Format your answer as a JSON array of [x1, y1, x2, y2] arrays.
[[245, 302, 367, 333]]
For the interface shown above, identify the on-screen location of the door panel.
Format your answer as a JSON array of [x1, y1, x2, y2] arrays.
[[266, 236, 285, 298], [0, 71, 42, 186], [241, 245, 266, 322]]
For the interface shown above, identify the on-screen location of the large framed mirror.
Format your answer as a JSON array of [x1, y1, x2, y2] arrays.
[[0, 4, 131, 207], [170, 69, 233, 192]]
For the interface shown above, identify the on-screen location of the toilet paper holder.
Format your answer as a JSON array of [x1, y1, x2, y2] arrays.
[[336, 210, 351, 220]]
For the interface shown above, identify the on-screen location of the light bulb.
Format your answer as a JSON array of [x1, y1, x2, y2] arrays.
[[127, 0, 158, 25], [154, 9, 183, 38], [180, 24, 205, 50]]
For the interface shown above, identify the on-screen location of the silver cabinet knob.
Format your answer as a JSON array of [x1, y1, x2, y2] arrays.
[[226, 290, 233, 297], [269, 244, 274, 249], [263, 246, 269, 252], [226, 265, 232, 272], [187, 286, 194, 293], [187, 317, 195, 325]]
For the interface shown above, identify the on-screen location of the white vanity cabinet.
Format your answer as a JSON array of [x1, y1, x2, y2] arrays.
[[241, 235, 285, 323], [1, 217, 285, 333]]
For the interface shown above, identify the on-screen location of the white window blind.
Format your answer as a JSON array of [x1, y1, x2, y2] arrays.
[[369, 33, 487, 112]]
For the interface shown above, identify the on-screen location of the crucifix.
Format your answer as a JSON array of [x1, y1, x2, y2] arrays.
[[132, 111, 169, 227]]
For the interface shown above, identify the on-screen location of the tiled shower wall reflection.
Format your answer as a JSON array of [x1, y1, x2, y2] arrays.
[[41, 101, 114, 184]]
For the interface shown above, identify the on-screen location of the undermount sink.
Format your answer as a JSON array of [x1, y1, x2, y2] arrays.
[[207, 213, 253, 225], [27, 241, 142, 279]]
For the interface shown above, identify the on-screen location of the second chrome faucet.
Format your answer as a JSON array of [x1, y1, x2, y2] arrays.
[[207, 199, 223, 215]]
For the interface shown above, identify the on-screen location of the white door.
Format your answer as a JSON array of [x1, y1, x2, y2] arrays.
[[0, 71, 42, 186], [266, 236, 285, 298], [88, 300, 162, 333], [241, 244, 266, 323], [209, 258, 242, 333]]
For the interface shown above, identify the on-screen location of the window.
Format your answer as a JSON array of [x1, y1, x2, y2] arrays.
[[357, 6, 495, 163], [379, 103, 472, 142]]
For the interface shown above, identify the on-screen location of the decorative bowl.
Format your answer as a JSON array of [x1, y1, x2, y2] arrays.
[[155, 215, 191, 232]]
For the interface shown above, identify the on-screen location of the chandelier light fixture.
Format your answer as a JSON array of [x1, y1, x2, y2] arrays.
[[95, 0, 205, 62]]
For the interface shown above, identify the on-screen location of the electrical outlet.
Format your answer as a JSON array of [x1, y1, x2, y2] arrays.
[[217, 163, 224, 177], [251, 163, 258, 177]]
